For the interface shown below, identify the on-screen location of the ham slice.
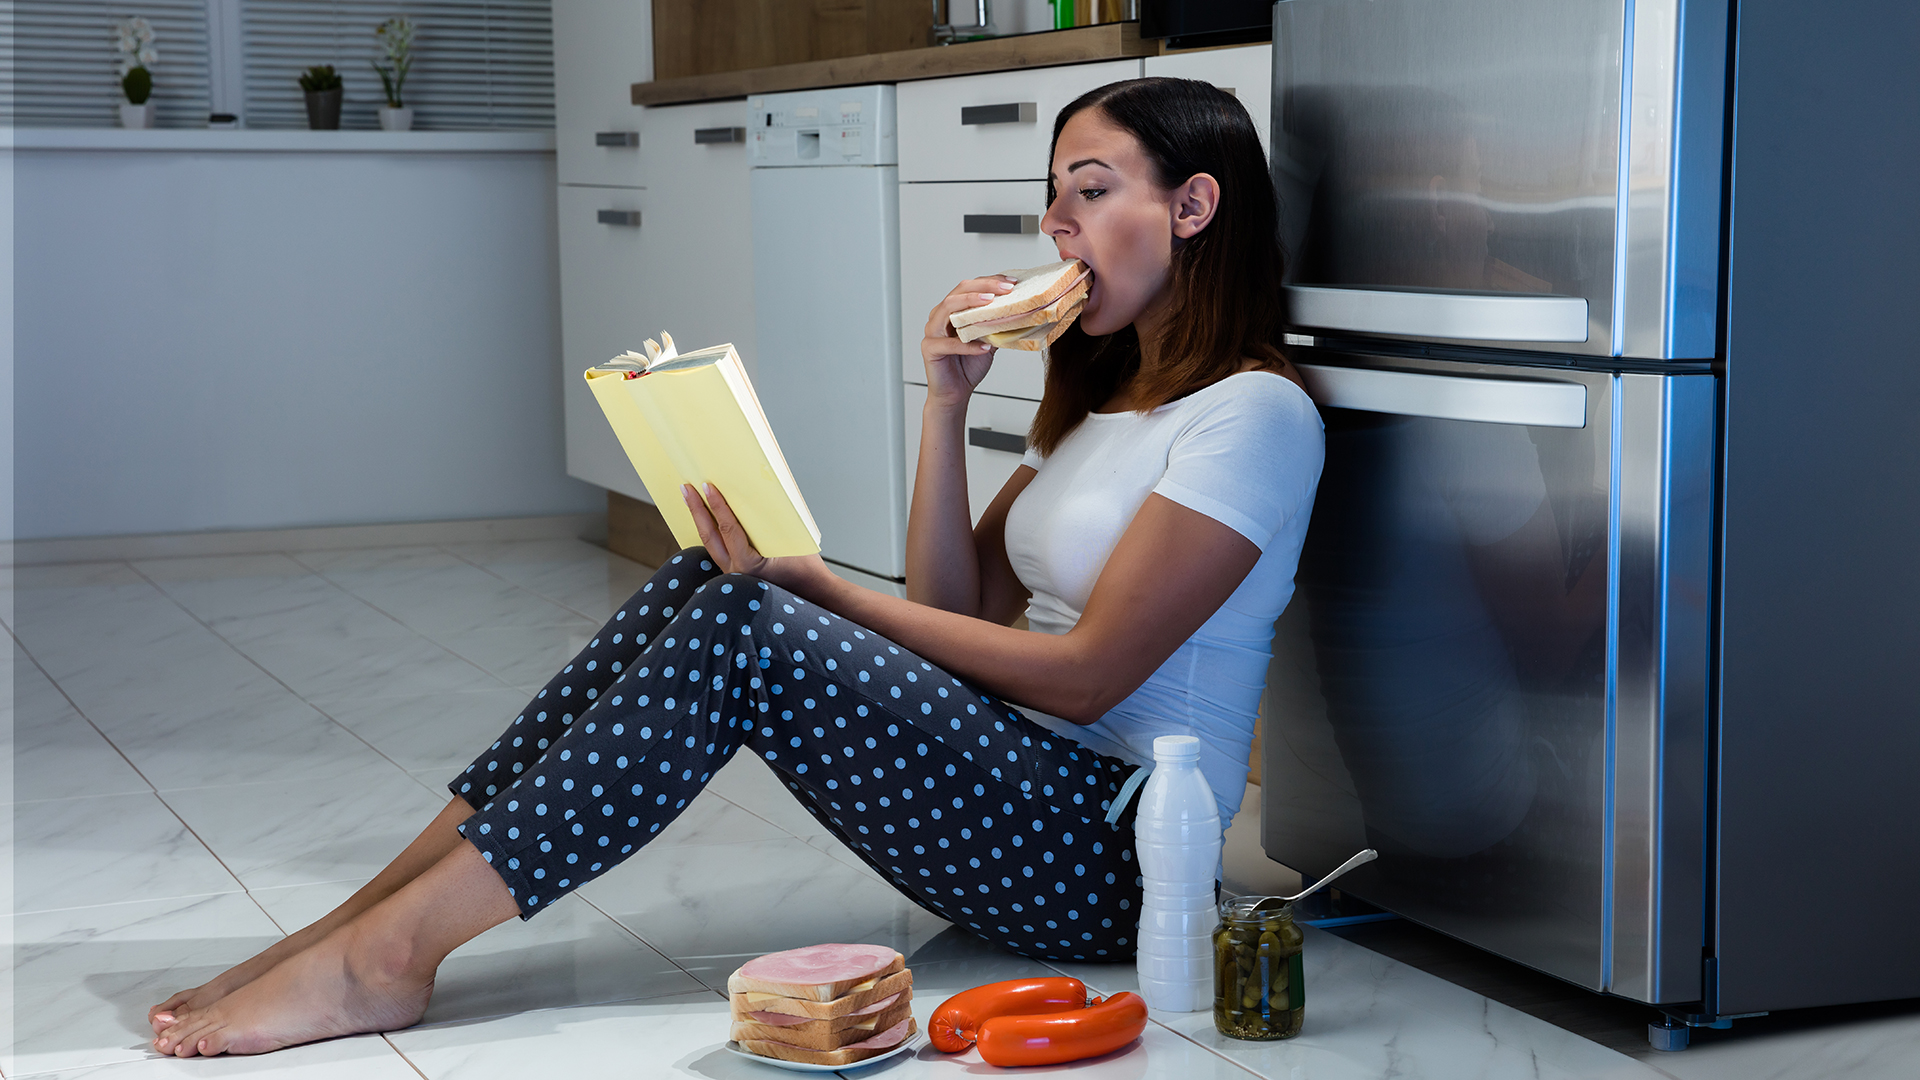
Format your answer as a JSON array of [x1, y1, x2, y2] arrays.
[[844, 1017, 914, 1050], [737, 943, 898, 986]]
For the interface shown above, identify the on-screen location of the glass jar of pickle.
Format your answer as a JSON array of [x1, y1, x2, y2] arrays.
[[1213, 895, 1305, 1040]]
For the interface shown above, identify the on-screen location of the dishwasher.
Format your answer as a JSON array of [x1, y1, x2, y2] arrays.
[[749, 85, 907, 594]]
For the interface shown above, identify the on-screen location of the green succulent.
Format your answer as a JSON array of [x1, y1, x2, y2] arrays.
[[298, 64, 343, 92], [121, 66, 152, 105]]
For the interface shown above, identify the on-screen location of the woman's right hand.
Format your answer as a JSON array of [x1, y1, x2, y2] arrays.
[[922, 276, 1015, 408]]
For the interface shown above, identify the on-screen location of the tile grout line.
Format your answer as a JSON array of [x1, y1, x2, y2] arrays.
[[432, 540, 651, 628]]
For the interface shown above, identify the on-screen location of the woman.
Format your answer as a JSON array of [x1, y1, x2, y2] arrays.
[[147, 76, 1324, 1058]]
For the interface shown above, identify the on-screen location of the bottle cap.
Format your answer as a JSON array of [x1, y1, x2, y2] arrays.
[[1152, 735, 1200, 763]]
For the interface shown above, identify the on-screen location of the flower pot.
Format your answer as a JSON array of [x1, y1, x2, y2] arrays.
[[304, 87, 343, 130], [119, 102, 156, 129], [379, 106, 414, 132]]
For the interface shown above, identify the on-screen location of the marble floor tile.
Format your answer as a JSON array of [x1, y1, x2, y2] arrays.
[[1143, 926, 1664, 1080], [142, 556, 423, 648], [236, 629, 505, 708], [440, 538, 655, 623], [386, 991, 786, 1080], [296, 548, 592, 636], [1629, 1011, 1920, 1080], [7, 892, 282, 1075], [701, 756, 836, 840], [15, 792, 242, 914], [575, 834, 953, 991], [14, 582, 234, 686], [13, 658, 151, 802], [158, 761, 451, 890], [19, 1035, 423, 1080], [106, 694, 394, 794], [247, 880, 707, 1026], [318, 688, 535, 774], [428, 623, 599, 688]]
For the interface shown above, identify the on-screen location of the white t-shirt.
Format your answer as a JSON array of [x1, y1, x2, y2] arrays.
[[1002, 370, 1325, 824]]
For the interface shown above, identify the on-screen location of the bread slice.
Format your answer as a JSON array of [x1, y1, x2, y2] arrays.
[[737, 1017, 918, 1067], [727, 943, 905, 1003], [949, 259, 1089, 332], [729, 996, 913, 1051], [956, 275, 1091, 343], [728, 968, 913, 1021], [982, 295, 1087, 350]]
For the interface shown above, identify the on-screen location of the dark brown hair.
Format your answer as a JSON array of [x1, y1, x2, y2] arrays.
[[1030, 77, 1288, 456]]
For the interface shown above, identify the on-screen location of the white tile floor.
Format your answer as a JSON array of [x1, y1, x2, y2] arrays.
[[8, 535, 1915, 1079]]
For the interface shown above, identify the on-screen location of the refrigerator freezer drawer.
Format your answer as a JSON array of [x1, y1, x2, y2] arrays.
[[1287, 286, 1590, 343], [1262, 351, 1714, 1004]]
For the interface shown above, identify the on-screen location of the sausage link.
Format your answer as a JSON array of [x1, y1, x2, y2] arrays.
[[975, 991, 1149, 1067], [927, 977, 1089, 1053]]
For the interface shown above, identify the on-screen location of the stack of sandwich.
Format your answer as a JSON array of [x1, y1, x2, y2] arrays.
[[949, 258, 1091, 350], [728, 943, 917, 1066]]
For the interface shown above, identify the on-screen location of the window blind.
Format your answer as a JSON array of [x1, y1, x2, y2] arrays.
[[1, 1, 213, 128], [241, 1, 553, 130]]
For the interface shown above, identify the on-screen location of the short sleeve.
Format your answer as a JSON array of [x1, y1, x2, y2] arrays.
[[1150, 374, 1325, 552], [1020, 445, 1045, 470]]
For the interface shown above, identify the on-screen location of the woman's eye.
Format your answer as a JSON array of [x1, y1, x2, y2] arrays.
[[1078, 187, 1106, 201]]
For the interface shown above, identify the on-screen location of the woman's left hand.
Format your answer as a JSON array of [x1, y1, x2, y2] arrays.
[[681, 483, 839, 600]]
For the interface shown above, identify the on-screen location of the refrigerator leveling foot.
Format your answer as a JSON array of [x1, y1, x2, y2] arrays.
[[1648, 1016, 1691, 1052]]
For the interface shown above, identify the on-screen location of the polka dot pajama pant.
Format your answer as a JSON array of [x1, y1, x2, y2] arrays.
[[452, 548, 1146, 962]]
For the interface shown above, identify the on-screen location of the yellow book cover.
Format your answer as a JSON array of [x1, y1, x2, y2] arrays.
[[585, 335, 821, 557]]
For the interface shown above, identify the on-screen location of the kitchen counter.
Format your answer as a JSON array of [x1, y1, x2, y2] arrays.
[[631, 22, 1156, 107]]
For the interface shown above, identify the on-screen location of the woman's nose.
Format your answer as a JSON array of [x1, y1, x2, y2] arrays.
[[1041, 199, 1072, 238]]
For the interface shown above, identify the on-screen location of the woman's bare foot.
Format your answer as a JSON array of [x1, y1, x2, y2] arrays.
[[148, 794, 477, 1033], [152, 918, 432, 1058]]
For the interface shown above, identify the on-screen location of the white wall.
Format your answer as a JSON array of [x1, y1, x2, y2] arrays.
[[11, 133, 602, 541]]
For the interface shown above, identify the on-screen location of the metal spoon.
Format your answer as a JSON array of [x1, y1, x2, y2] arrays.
[[1247, 847, 1379, 905]]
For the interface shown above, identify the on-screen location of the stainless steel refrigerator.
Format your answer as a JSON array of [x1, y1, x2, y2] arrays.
[[1258, 0, 1920, 1033]]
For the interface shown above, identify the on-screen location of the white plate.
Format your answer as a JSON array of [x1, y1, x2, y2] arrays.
[[722, 1032, 924, 1072]]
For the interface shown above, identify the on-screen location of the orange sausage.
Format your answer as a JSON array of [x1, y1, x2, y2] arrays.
[[976, 991, 1149, 1067], [928, 977, 1089, 1052]]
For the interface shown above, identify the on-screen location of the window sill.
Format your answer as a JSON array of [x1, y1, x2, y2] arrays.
[[2, 128, 556, 153]]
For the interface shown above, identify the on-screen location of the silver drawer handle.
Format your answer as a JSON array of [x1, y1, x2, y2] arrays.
[[1286, 285, 1590, 343], [1295, 363, 1588, 429], [695, 126, 746, 144], [968, 427, 1028, 455], [597, 209, 642, 227], [595, 131, 638, 147], [961, 102, 1038, 126], [964, 214, 1039, 235]]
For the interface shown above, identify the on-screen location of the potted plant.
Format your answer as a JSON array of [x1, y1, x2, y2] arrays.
[[372, 16, 417, 131], [115, 17, 158, 128], [300, 64, 344, 130]]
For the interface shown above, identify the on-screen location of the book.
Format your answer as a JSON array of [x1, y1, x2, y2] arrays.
[[585, 333, 821, 557]]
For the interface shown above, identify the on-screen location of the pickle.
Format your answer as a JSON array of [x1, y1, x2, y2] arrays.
[[1214, 896, 1307, 1041]]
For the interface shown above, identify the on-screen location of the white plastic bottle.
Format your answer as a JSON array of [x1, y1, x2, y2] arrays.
[[1132, 734, 1222, 1012]]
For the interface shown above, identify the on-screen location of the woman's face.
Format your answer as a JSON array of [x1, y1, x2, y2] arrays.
[[1041, 109, 1191, 338]]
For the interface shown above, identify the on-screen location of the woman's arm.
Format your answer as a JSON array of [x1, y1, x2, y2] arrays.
[[689, 483, 1259, 724]]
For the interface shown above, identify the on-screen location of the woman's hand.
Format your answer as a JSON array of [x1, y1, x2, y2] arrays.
[[681, 483, 839, 601], [922, 276, 1015, 408]]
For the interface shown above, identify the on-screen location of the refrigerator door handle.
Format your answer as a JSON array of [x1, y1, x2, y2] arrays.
[[1296, 364, 1588, 429], [1287, 286, 1591, 343]]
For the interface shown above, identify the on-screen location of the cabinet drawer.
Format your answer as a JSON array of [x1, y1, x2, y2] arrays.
[[553, 0, 651, 187], [903, 383, 1040, 528], [898, 60, 1144, 182], [557, 179, 757, 502], [1144, 45, 1273, 161], [637, 99, 755, 191], [899, 180, 1053, 401]]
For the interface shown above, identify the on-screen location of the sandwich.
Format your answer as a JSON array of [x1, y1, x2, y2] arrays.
[[949, 258, 1090, 350], [727, 943, 918, 1066]]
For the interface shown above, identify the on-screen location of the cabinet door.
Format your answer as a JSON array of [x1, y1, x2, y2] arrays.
[[903, 383, 1040, 528], [899, 180, 1053, 401], [1144, 45, 1274, 161], [637, 99, 755, 191], [558, 185, 654, 502], [554, 0, 652, 187], [897, 59, 1145, 182]]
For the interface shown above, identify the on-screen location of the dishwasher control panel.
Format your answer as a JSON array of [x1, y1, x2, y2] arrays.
[[750, 85, 897, 166]]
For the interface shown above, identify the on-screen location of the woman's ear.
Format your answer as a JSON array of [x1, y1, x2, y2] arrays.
[[1170, 173, 1221, 240]]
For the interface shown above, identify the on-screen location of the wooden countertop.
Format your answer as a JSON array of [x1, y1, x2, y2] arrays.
[[631, 22, 1157, 107]]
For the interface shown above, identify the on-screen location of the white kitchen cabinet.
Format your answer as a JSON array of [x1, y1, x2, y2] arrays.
[[902, 382, 1040, 527], [898, 180, 1054, 401], [897, 59, 1145, 182], [1144, 45, 1274, 161], [553, 0, 652, 187], [636, 98, 755, 190], [559, 101, 756, 503]]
